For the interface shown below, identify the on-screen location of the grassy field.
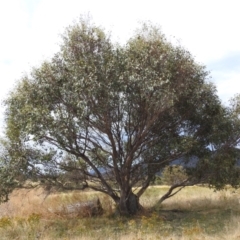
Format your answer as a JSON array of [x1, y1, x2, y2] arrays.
[[0, 185, 239, 239]]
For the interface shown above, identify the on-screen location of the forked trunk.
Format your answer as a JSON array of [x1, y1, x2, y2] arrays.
[[117, 191, 141, 215]]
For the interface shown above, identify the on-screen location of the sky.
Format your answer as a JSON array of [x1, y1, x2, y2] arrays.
[[0, 0, 240, 133]]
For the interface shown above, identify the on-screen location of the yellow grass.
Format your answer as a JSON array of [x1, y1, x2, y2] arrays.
[[0, 185, 240, 239]]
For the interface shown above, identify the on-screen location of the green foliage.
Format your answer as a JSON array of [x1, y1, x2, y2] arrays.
[[152, 176, 162, 185], [161, 165, 188, 185], [2, 18, 240, 214]]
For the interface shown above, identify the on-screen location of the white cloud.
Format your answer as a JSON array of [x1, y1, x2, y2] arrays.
[[212, 72, 240, 105]]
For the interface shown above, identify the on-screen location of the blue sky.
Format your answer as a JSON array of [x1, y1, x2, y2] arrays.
[[0, 0, 240, 132]]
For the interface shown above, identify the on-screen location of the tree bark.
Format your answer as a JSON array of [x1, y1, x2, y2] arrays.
[[157, 179, 194, 205], [117, 190, 141, 215]]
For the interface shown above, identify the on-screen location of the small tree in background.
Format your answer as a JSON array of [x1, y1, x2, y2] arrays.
[[161, 165, 188, 185]]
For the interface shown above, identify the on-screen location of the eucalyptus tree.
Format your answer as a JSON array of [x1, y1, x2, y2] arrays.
[[3, 19, 240, 215]]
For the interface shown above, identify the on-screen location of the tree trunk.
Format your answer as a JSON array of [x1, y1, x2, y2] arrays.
[[117, 191, 141, 215], [157, 179, 194, 205]]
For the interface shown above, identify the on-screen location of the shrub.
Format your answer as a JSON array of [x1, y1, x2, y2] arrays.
[[161, 165, 188, 185]]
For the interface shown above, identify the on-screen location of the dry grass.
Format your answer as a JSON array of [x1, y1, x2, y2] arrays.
[[0, 187, 114, 219], [0, 185, 239, 239]]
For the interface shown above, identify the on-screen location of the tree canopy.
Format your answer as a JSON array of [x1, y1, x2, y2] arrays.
[[2, 19, 240, 215]]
